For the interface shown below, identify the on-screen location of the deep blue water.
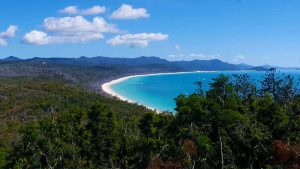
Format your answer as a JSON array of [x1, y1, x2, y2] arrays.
[[111, 70, 300, 112]]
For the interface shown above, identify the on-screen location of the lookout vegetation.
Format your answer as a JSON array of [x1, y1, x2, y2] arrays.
[[0, 68, 300, 169]]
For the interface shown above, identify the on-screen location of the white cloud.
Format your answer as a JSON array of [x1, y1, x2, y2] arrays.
[[81, 6, 106, 15], [168, 54, 176, 58], [0, 25, 18, 38], [188, 53, 219, 60], [175, 44, 181, 50], [0, 39, 7, 46], [0, 25, 18, 46], [167, 53, 220, 61], [106, 33, 168, 47], [60, 6, 77, 15], [23, 16, 118, 45], [189, 53, 206, 58], [59, 5, 106, 15], [110, 4, 150, 20], [23, 30, 50, 45], [43, 16, 117, 33], [232, 54, 247, 63]]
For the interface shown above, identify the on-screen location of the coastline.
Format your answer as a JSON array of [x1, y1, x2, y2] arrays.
[[101, 71, 213, 112]]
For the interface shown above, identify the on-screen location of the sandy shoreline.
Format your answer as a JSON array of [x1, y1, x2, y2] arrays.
[[101, 71, 213, 112]]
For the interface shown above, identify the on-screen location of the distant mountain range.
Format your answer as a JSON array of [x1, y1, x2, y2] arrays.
[[0, 56, 295, 71], [1, 56, 21, 61]]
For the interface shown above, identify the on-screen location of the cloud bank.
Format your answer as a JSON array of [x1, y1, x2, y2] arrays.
[[107, 33, 168, 47], [22, 4, 167, 47], [59, 5, 106, 15], [232, 54, 247, 63], [110, 4, 150, 20], [167, 53, 221, 61], [0, 25, 18, 46], [23, 16, 118, 45]]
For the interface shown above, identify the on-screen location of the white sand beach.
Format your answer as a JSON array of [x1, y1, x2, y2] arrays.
[[101, 71, 213, 112], [101, 75, 136, 103]]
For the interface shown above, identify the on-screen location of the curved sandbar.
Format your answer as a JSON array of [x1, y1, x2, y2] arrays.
[[101, 71, 214, 112]]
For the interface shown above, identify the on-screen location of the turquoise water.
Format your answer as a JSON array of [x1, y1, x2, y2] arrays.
[[111, 70, 300, 112]]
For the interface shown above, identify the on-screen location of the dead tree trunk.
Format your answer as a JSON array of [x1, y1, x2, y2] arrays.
[[218, 127, 224, 169]]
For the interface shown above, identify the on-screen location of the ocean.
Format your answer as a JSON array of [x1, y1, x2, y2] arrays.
[[110, 70, 300, 112]]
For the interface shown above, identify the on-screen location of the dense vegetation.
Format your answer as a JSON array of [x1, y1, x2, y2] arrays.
[[0, 68, 299, 168], [0, 57, 193, 93], [0, 56, 264, 73], [0, 76, 149, 168]]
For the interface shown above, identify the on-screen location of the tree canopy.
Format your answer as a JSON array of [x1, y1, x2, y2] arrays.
[[1, 69, 300, 169]]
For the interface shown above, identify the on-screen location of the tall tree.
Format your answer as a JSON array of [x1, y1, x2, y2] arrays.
[[232, 74, 256, 99], [86, 104, 118, 168]]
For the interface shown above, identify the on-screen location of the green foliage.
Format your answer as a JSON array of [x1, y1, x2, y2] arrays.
[[86, 104, 118, 168], [0, 77, 149, 169], [1, 69, 300, 168]]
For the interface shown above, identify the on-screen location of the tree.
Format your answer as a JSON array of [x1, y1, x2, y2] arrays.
[[138, 112, 160, 163], [206, 74, 235, 106], [86, 104, 119, 168], [194, 81, 205, 96], [232, 74, 256, 99]]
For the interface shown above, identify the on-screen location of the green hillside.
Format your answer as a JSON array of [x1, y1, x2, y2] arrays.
[[0, 65, 299, 168]]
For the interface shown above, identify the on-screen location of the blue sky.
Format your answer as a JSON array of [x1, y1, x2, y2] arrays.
[[1, 0, 300, 67]]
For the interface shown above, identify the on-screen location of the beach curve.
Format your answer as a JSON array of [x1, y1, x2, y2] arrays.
[[101, 71, 213, 112]]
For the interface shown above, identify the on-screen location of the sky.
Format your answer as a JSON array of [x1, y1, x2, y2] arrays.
[[1, 0, 300, 67]]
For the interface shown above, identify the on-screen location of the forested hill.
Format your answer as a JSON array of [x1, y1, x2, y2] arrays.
[[0, 69, 299, 168], [39, 56, 243, 71], [0, 57, 299, 169], [0, 56, 268, 71], [0, 56, 269, 93]]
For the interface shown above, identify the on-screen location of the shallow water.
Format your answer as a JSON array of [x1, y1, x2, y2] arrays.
[[111, 70, 300, 112]]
